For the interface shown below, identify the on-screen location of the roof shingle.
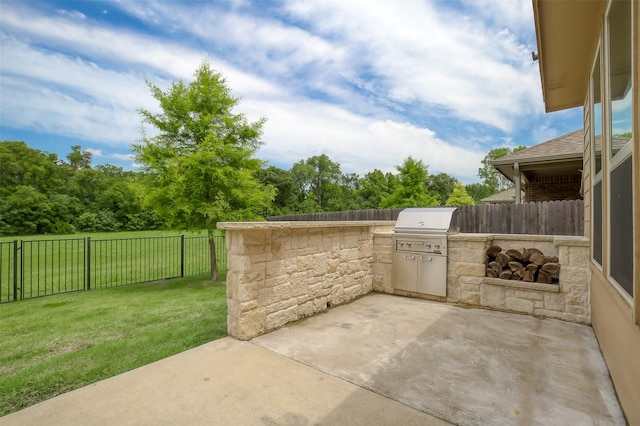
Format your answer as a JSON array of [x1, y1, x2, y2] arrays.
[[492, 129, 583, 165]]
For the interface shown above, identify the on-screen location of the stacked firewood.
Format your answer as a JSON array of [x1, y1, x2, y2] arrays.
[[485, 246, 560, 284]]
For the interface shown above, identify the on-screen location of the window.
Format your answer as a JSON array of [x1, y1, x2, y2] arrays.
[[593, 181, 603, 266], [606, 0, 633, 299], [608, 0, 633, 158], [590, 0, 634, 301], [610, 156, 633, 296], [591, 51, 603, 267], [592, 54, 602, 175]]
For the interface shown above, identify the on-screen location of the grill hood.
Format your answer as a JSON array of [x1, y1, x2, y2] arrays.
[[394, 207, 458, 234]]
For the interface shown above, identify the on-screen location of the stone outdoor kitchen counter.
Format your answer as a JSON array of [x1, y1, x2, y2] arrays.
[[218, 221, 591, 340]]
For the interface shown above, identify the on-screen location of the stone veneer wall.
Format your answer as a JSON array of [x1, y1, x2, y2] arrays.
[[220, 222, 591, 340], [375, 233, 590, 324], [218, 221, 395, 340]]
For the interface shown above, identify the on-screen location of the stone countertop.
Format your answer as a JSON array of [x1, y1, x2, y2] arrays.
[[448, 233, 589, 245], [217, 221, 396, 230]]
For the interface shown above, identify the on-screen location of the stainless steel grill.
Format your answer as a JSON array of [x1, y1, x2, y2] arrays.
[[392, 207, 457, 297]]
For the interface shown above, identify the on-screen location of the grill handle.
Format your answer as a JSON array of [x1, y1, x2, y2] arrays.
[[420, 256, 433, 261], [403, 255, 416, 260]]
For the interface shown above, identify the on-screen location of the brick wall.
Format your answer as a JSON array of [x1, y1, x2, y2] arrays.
[[525, 174, 582, 202]]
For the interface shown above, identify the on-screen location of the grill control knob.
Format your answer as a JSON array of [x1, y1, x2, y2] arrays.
[[407, 242, 412, 248], [435, 244, 440, 249]]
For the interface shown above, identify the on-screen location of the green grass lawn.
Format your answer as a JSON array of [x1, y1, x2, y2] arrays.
[[0, 274, 227, 416]]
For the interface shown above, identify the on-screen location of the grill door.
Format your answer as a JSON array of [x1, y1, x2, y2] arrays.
[[417, 255, 447, 297], [392, 252, 417, 292]]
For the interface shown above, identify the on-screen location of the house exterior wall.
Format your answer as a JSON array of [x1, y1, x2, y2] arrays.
[[524, 174, 582, 202], [579, 2, 640, 423]]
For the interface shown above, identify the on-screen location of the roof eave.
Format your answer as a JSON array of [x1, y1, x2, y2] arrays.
[[533, 0, 605, 112], [491, 152, 582, 167]]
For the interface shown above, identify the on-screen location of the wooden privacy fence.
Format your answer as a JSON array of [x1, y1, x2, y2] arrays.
[[455, 200, 584, 236], [267, 208, 403, 222], [266, 200, 584, 236]]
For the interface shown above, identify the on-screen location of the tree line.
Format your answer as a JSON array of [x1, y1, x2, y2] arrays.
[[0, 139, 512, 237], [0, 143, 163, 236]]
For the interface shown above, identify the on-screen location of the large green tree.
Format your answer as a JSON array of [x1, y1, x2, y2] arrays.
[[426, 172, 458, 206], [478, 146, 526, 192], [380, 157, 439, 208], [464, 183, 495, 205], [290, 154, 342, 211], [133, 60, 274, 279], [0, 141, 64, 196], [257, 166, 295, 215], [445, 182, 475, 206], [66, 145, 93, 172], [355, 169, 397, 209], [0, 186, 81, 235]]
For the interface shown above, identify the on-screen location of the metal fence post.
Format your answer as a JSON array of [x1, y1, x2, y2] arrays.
[[86, 237, 91, 291], [180, 235, 185, 277], [12, 240, 18, 301]]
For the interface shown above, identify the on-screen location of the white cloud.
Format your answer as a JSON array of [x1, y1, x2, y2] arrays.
[[111, 153, 135, 161], [86, 148, 103, 157], [0, 75, 140, 146], [56, 9, 86, 19], [0, 6, 280, 149], [281, 0, 542, 131], [532, 125, 559, 145], [112, 1, 540, 132], [461, 0, 534, 34], [245, 97, 484, 182], [0, 4, 278, 99], [1, 35, 153, 110]]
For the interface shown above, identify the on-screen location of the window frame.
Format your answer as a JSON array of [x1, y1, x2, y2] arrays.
[[590, 45, 604, 270], [597, 0, 635, 305]]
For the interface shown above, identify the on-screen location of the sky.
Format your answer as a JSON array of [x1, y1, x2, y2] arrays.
[[0, 0, 583, 184]]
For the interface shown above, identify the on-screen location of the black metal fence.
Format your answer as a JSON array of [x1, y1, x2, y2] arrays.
[[0, 234, 226, 303]]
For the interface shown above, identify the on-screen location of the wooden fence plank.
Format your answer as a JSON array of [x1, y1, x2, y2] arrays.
[[265, 201, 584, 236]]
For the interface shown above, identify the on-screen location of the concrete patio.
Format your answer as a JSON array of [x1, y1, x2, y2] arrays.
[[3, 294, 624, 425]]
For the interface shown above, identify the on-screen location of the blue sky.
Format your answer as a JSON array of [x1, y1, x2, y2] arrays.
[[0, 0, 582, 183]]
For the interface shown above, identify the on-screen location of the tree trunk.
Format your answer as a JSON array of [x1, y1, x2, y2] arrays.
[[208, 229, 219, 281]]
